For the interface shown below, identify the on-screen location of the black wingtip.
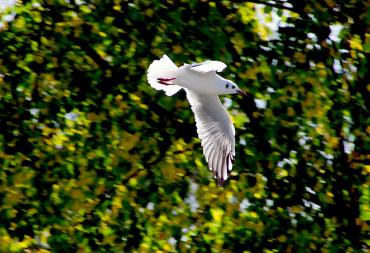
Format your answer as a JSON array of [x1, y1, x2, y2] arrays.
[[216, 175, 229, 187], [216, 177, 225, 187]]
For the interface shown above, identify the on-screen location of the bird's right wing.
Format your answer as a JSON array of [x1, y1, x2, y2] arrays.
[[188, 61, 227, 73], [186, 90, 235, 185]]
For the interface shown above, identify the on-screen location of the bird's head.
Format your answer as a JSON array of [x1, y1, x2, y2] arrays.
[[222, 80, 247, 96]]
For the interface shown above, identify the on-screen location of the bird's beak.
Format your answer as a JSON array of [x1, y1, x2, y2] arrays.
[[237, 89, 247, 96]]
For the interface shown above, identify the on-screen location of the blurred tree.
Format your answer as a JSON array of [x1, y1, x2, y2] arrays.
[[0, 0, 368, 252]]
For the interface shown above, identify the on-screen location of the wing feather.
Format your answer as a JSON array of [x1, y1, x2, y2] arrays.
[[189, 61, 227, 73], [208, 145, 216, 171], [186, 90, 236, 185]]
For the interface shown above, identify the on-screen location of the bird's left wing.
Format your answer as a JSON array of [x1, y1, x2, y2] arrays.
[[186, 90, 235, 185], [188, 61, 227, 73]]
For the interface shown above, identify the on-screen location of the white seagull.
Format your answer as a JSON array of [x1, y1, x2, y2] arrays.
[[147, 55, 246, 185]]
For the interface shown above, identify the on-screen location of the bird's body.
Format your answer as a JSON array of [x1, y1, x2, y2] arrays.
[[177, 64, 226, 94], [147, 55, 246, 185]]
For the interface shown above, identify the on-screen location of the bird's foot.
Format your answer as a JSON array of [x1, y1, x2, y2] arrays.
[[157, 77, 176, 85]]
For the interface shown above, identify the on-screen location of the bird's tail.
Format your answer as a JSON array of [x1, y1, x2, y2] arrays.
[[147, 55, 182, 96]]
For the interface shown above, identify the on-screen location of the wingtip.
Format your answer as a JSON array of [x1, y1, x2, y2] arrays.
[[217, 179, 224, 187], [210, 152, 234, 187], [216, 176, 230, 187]]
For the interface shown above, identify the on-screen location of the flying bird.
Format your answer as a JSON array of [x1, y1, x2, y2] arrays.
[[147, 55, 246, 186]]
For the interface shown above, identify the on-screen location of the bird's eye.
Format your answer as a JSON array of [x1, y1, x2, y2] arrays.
[[225, 84, 229, 88], [232, 85, 235, 89]]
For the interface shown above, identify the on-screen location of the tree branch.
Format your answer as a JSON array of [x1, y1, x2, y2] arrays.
[[242, 0, 295, 12]]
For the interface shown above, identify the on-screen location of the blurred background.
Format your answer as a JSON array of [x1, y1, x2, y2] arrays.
[[0, 0, 369, 252]]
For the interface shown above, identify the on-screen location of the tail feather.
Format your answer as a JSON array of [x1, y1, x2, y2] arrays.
[[147, 55, 182, 96]]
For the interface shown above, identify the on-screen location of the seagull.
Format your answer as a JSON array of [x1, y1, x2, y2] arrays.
[[147, 55, 246, 186]]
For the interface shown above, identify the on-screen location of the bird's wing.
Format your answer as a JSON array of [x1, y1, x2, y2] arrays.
[[188, 61, 227, 73], [186, 89, 235, 185]]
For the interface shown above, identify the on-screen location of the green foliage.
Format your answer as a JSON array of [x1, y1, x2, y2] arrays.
[[0, 0, 368, 252]]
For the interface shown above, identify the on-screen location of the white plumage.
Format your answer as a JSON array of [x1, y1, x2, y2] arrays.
[[147, 55, 246, 185]]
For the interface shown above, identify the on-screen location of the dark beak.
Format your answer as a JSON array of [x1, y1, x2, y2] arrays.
[[237, 89, 247, 96]]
